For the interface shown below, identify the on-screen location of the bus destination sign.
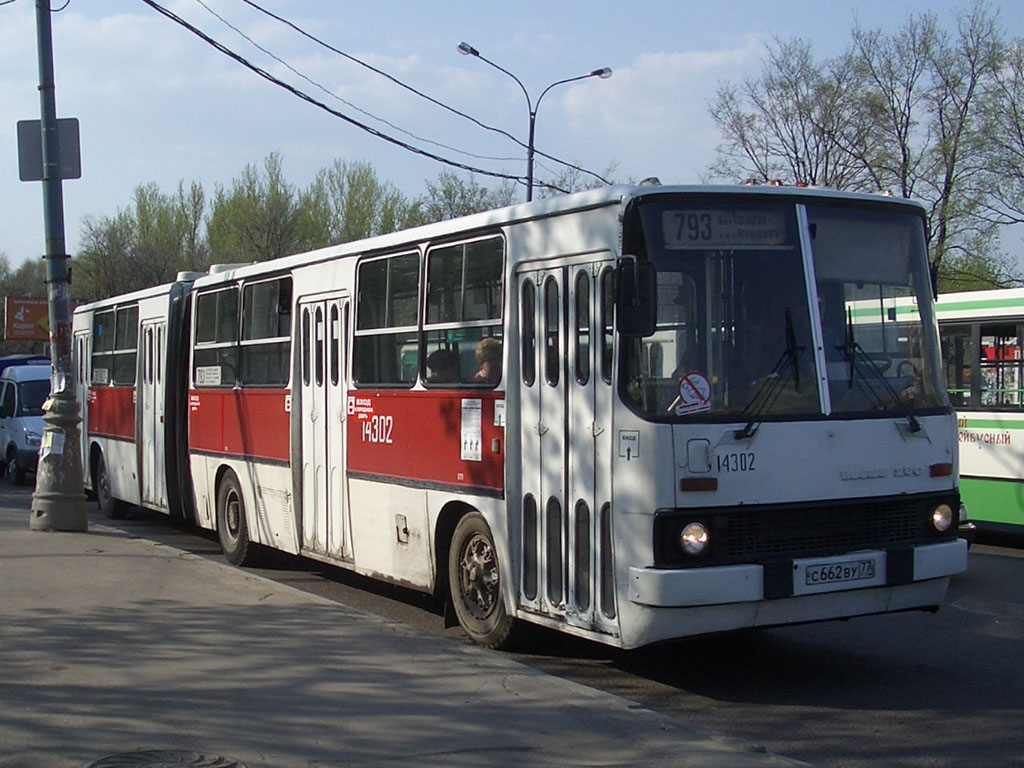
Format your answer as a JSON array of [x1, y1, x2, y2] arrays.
[[662, 209, 787, 249]]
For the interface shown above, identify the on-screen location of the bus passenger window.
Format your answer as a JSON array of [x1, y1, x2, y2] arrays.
[[940, 323, 974, 407], [353, 252, 420, 387], [241, 277, 292, 387], [112, 305, 139, 385], [422, 236, 504, 388], [193, 287, 239, 387]]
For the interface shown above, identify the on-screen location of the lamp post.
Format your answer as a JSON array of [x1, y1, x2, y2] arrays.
[[28, 0, 87, 532], [458, 42, 611, 202]]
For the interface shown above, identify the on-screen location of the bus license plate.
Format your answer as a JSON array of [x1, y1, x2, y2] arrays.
[[792, 552, 885, 595]]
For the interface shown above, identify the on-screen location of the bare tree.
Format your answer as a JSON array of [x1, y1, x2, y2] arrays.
[[709, 4, 1014, 289], [419, 171, 512, 222], [709, 37, 874, 189], [921, 3, 1003, 276], [981, 39, 1024, 227]]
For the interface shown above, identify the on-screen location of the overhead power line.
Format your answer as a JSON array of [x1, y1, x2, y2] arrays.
[[235, 0, 611, 187], [138, 0, 527, 184], [193, 0, 522, 165]]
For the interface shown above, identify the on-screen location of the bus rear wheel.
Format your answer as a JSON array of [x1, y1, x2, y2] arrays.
[[448, 512, 515, 649], [216, 471, 261, 567], [95, 452, 127, 519]]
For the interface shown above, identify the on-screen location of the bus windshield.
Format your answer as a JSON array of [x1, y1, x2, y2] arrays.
[[807, 204, 944, 417], [621, 197, 945, 422]]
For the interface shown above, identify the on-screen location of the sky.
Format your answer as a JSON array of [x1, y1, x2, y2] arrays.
[[1, 0, 1022, 269]]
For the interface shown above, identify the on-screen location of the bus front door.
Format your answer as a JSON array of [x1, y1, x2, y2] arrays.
[[517, 257, 617, 636], [298, 296, 351, 561]]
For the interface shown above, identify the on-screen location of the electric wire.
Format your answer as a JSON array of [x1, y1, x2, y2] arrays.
[[0, 0, 73, 11], [235, 0, 611, 187], [192, 0, 522, 165], [137, 0, 527, 184]]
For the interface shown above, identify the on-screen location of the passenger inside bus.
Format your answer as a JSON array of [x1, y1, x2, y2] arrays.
[[426, 348, 460, 383], [473, 338, 502, 385]]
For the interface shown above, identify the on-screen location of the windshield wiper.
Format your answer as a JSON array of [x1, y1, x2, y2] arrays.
[[841, 308, 921, 433], [735, 309, 804, 439]]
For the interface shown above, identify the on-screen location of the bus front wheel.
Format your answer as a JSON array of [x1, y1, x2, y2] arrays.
[[216, 471, 261, 567], [448, 512, 515, 649]]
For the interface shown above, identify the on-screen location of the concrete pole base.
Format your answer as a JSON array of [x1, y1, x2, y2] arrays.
[[30, 492, 88, 531], [30, 390, 88, 533]]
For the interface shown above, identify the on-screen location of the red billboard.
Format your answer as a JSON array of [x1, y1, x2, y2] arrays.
[[4, 297, 50, 341]]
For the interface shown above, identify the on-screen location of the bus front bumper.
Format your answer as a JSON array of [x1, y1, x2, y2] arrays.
[[628, 538, 967, 608]]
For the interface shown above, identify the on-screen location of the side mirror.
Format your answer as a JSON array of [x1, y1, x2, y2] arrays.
[[616, 256, 657, 337]]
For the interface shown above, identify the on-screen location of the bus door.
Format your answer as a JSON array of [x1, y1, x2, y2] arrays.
[[517, 256, 617, 634], [298, 295, 351, 560], [74, 328, 90, 486], [140, 320, 166, 509]]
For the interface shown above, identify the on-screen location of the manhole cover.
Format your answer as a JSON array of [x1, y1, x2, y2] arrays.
[[85, 750, 247, 767]]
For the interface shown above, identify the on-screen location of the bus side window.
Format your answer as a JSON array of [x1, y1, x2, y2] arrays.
[[241, 277, 292, 387], [91, 309, 115, 386], [423, 236, 504, 387], [112, 305, 139, 385], [194, 287, 240, 387], [940, 322, 975, 408], [979, 323, 1024, 408], [353, 252, 420, 387]]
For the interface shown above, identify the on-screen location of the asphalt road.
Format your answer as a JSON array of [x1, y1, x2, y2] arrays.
[[11, 483, 1022, 768]]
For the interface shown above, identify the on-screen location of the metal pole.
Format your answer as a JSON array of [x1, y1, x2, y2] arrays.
[[29, 0, 88, 532]]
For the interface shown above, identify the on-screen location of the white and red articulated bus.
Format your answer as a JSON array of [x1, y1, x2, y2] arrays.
[[73, 184, 967, 649]]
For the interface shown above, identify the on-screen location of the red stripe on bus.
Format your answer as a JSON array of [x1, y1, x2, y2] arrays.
[[87, 386, 135, 440], [188, 388, 290, 463], [346, 390, 504, 493]]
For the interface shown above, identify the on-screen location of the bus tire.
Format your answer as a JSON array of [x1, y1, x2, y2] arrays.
[[95, 452, 127, 519], [448, 512, 515, 649], [217, 471, 261, 567]]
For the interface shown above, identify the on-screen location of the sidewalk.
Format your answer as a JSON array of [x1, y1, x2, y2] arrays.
[[0, 487, 810, 768]]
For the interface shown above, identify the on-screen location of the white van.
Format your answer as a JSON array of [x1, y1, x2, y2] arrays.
[[0, 364, 51, 485]]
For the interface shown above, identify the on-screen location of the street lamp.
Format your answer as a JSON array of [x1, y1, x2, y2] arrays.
[[458, 42, 611, 202]]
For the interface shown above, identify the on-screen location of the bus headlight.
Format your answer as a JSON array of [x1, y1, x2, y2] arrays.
[[931, 503, 954, 533], [25, 430, 42, 447], [679, 522, 710, 556]]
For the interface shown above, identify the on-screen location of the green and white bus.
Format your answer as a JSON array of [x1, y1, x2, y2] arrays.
[[929, 288, 1024, 534]]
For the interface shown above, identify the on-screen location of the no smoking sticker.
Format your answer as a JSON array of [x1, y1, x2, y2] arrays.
[[676, 372, 711, 415]]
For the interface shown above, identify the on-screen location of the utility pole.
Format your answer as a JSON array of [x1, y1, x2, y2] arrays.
[[28, 0, 87, 532]]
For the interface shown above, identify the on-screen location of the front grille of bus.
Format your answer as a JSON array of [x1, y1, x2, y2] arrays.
[[653, 492, 959, 568]]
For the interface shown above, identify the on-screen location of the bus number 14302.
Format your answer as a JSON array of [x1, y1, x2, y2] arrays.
[[718, 452, 755, 472], [361, 415, 394, 444]]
